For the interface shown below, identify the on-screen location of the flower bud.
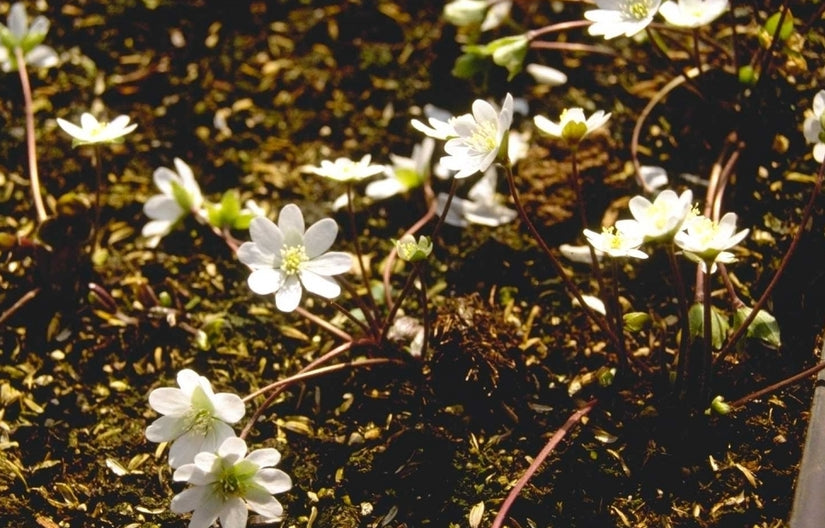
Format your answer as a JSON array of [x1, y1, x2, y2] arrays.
[[395, 234, 433, 262]]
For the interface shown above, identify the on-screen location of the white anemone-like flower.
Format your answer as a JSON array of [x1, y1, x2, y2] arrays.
[[0, 2, 58, 72], [674, 211, 749, 273], [804, 90, 825, 163], [480, 1, 512, 31], [534, 107, 611, 145], [659, 0, 728, 28], [56, 112, 138, 147], [171, 436, 292, 528], [367, 138, 435, 200], [437, 166, 516, 227], [302, 154, 386, 183], [585, 0, 662, 39], [583, 226, 648, 259], [440, 93, 514, 179], [237, 204, 352, 312], [145, 369, 245, 469], [412, 114, 457, 141], [142, 158, 204, 248], [620, 189, 693, 243]]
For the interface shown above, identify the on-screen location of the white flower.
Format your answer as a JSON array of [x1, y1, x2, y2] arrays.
[[366, 138, 435, 201], [171, 436, 292, 528], [237, 204, 352, 312], [443, 0, 488, 26], [621, 189, 693, 242], [437, 166, 516, 227], [674, 211, 749, 273], [411, 107, 457, 141], [584, 0, 662, 39], [141, 158, 204, 248], [145, 369, 245, 469], [56, 112, 138, 147], [481, 1, 512, 31], [659, 0, 728, 28], [804, 90, 825, 163], [583, 226, 648, 259], [638, 165, 669, 190], [302, 154, 386, 183], [525, 63, 568, 86], [0, 2, 58, 72], [534, 107, 611, 144], [440, 93, 514, 179]]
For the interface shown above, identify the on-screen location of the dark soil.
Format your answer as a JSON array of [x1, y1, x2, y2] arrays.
[[1, 1, 824, 527]]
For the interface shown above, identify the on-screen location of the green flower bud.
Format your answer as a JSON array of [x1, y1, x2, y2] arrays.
[[395, 234, 433, 262], [706, 395, 731, 416]]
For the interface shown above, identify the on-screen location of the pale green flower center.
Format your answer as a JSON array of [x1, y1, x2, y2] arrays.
[[184, 386, 215, 434], [468, 120, 499, 152], [281, 245, 308, 275], [645, 201, 670, 231], [689, 216, 719, 247], [219, 470, 246, 498], [623, 0, 651, 20], [602, 226, 625, 249]]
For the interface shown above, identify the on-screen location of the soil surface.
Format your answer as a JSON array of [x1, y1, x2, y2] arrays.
[[1, 1, 825, 527]]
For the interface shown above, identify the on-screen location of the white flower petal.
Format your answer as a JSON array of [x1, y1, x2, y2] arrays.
[[248, 268, 285, 295], [275, 275, 303, 312], [237, 241, 274, 268], [305, 251, 352, 275], [219, 498, 248, 528], [148, 387, 189, 415], [143, 195, 183, 221], [246, 448, 281, 469], [278, 203, 305, 236], [249, 216, 283, 255], [244, 487, 285, 519], [299, 269, 342, 299], [211, 393, 245, 423], [303, 218, 338, 258], [170, 485, 210, 514], [145, 414, 187, 442], [188, 491, 224, 528]]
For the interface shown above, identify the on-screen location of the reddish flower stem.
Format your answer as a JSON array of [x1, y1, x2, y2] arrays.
[[491, 399, 597, 528]]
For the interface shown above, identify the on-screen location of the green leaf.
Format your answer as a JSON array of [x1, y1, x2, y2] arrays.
[[452, 51, 489, 79], [733, 306, 781, 349], [688, 302, 729, 349], [623, 312, 651, 333]]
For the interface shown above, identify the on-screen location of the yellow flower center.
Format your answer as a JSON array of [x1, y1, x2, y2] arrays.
[[645, 201, 670, 231], [623, 0, 651, 20], [281, 245, 308, 275], [689, 216, 719, 247], [602, 226, 625, 249], [468, 120, 499, 152]]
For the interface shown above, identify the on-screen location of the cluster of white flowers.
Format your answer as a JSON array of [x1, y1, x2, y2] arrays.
[[146, 369, 292, 528], [583, 186, 749, 274], [585, 0, 729, 39]]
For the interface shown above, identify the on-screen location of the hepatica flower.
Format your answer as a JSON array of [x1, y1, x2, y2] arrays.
[[659, 0, 728, 28], [619, 189, 693, 243], [674, 211, 749, 273], [534, 107, 611, 145], [56, 112, 138, 147], [583, 225, 648, 259], [142, 158, 204, 247], [436, 166, 516, 227], [585, 0, 662, 39], [237, 204, 352, 312], [803, 90, 825, 163], [302, 154, 385, 183], [440, 92, 514, 179], [0, 2, 58, 71], [365, 138, 434, 201], [171, 436, 292, 528], [145, 369, 245, 469]]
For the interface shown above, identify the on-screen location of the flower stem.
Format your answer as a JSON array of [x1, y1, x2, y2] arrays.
[[490, 399, 597, 528], [15, 47, 47, 224], [239, 340, 352, 438], [502, 162, 624, 358], [295, 305, 354, 342], [668, 243, 692, 397], [346, 183, 381, 323], [700, 268, 713, 404], [714, 153, 825, 365], [728, 361, 825, 410]]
